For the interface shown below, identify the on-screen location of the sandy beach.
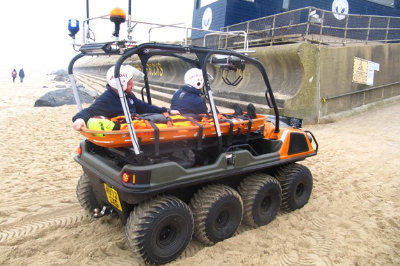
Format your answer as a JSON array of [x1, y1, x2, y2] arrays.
[[0, 73, 399, 265]]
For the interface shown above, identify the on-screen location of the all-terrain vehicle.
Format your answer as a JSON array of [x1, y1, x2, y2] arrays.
[[69, 41, 318, 264], [67, 8, 318, 265]]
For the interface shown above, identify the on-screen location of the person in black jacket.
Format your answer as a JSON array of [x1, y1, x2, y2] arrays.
[[72, 65, 179, 131], [170, 68, 207, 115], [18, 68, 25, 83]]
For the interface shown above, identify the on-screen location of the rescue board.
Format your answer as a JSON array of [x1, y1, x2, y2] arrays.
[[79, 113, 267, 148]]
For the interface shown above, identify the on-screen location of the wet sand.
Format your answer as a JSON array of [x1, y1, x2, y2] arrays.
[[0, 74, 399, 265]]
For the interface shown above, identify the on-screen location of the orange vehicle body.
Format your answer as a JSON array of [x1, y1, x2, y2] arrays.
[[263, 121, 315, 160], [79, 112, 316, 160]]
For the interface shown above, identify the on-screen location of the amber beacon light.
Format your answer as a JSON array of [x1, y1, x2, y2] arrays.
[[110, 7, 126, 41]]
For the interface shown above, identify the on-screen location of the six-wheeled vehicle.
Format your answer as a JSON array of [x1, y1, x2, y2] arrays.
[[68, 41, 318, 264]]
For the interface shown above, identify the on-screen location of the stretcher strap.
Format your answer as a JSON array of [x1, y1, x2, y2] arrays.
[[220, 119, 234, 147], [147, 120, 160, 156], [185, 116, 203, 150], [162, 112, 174, 127], [228, 120, 234, 146], [245, 119, 253, 143]]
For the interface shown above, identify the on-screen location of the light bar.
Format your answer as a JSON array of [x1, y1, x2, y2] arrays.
[[211, 55, 245, 70], [79, 42, 119, 55]]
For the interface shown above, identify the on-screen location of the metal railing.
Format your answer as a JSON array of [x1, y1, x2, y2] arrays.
[[78, 15, 249, 50], [211, 6, 400, 48], [75, 7, 400, 51]]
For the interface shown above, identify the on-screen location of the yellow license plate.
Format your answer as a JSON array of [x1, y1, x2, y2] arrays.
[[104, 183, 122, 211]]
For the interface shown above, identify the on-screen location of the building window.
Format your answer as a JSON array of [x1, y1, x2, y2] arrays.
[[282, 0, 290, 10], [198, 0, 219, 8], [366, 0, 394, 7]]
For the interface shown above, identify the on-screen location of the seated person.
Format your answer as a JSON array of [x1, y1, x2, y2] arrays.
[[72, 65, 179, 131], [170, 68, 207, 115]]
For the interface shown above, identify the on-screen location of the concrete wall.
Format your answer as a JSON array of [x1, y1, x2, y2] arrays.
[[274, 43, 320, 122], [319, 43, 400, 121]]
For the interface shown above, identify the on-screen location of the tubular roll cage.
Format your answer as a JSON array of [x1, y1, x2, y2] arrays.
[[68, 42, 280, 156]]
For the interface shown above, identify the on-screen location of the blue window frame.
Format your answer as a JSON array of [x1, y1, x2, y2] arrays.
[[282, 0, 290, 10], [367, 0, 395, 7]]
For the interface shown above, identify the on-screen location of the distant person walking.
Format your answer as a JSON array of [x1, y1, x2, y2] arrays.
[[11, 69, 17, 83], [19, 68, 25, 83]]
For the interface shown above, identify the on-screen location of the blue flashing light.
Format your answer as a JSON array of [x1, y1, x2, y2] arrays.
[[68, 19, 80, 38]]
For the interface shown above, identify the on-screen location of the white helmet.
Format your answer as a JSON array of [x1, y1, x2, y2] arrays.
[[184, 68, 204, 90], [106, 65, 144, 90]]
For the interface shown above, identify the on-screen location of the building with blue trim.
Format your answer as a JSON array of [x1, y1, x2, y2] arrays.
[[192, 0, 400, 38]]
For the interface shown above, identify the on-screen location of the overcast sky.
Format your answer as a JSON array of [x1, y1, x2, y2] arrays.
[[0, 0, 194, 76]]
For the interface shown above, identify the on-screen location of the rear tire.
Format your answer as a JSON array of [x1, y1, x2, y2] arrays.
[[76, 173, 99, 212], [125, 195, 193, 265], [238, 173, 281, 227], [275, 163, 313, 211], [190, 184, 243, 245]]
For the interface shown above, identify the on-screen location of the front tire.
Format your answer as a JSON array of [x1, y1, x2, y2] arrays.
[[125, 195, 194, 265], [76, 173, 99, 212], [190, 184, 243, 245], [238, 173, 281, 227], [275, 163, 313, 211]]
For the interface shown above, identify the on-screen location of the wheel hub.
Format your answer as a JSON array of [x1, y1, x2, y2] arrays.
[[260, 196, 272, 213], [158, 225, 177, 246], [215, 210, 230, 229]]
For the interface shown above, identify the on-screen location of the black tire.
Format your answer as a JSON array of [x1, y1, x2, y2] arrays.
[[238, 173, 282, 227], [190, 184, 243, 245], [275, 163, 313, 211], [125, 195, 194, 265], [76, 173, 100, 212]]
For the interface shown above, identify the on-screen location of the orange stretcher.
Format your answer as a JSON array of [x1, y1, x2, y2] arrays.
[[79, 113, 267, 148]]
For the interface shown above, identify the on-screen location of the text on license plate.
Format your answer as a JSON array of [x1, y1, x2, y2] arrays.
[[104, 183, 122, 211]]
